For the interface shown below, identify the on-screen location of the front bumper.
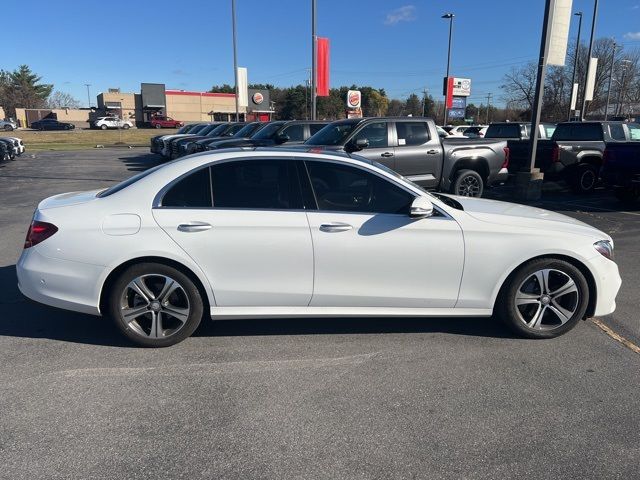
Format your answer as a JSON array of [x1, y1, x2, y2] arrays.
[[17, 247, 104, 316], [587, 253, 622, 317]]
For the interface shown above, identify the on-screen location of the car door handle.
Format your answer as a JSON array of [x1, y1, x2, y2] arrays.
[[380, 152, 394, 157], [177, 222, 212, 232], [426, 149, 438, 154], [320, 223, 353, 233]]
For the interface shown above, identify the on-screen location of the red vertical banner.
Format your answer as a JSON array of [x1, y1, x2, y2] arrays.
[[317, 37, 330, 97], [446, 77, 454, 109]]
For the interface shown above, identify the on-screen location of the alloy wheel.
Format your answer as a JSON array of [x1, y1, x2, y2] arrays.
[[457, 175, 481, 196], [119, 274, 191, 339], [514, 268, 579, 330]]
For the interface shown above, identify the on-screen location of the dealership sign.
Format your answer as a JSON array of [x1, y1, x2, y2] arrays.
[[347, 90, 361, 108], [452, 78, 471, 97]]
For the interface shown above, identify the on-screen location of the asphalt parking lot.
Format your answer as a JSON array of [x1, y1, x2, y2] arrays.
[[0, 149, 638, 479]]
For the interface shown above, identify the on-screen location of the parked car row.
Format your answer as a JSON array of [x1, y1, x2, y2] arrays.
[[151, 117, 510, 198], [0, 136, 25, 161]]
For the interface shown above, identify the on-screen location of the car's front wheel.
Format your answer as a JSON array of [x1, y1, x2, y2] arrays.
[[497, 258, 589, 339], [100, 124, 108, 130], [123, 124, 130, 130], [107, 263, 204, 347], [3, 125, 12, 131]]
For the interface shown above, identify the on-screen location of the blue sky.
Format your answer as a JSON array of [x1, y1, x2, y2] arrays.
[[3, 0, 640, 107]]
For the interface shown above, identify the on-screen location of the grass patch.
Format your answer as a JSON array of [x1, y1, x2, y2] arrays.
[[0, 128, 178, 150]]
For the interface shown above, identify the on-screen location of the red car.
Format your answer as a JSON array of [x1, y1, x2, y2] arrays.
[[150, 116, 184, 129]]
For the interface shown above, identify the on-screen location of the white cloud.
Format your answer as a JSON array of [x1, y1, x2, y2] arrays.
[[384, 5, 416, 26], [624, 31, 640, 40]]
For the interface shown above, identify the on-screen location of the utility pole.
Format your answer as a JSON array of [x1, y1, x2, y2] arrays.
[[85, 84, 92, 108], [311, 0, 317, 120], [604, 41, 617, 121], [485, 93, 492, 124], [305, 69, 311, 120], [231, 0, 239, 121], [568, 11, 582, 120], [422, 88, 428, 117], [581, 0, 599, 121], [616, 60, 632, 117]]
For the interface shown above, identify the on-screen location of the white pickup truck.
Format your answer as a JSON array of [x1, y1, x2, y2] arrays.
[[93, 117, 133, 130]]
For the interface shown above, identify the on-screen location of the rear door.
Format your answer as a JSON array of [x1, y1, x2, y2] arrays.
[[392, 120, 442, 188], [349, 121, 395, 169], [152, 158, 314, 307]]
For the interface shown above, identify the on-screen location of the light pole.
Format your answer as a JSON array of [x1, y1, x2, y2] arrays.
[[616, 60, 632, 117], [231, 0, 239, 121], [581, 0, 599, 121], [604, 41, 617, 120], [311, 0, 317, 120], [85, 84, 92, 108], [442, 13, 454, 125], [568, 12, 582, 120]]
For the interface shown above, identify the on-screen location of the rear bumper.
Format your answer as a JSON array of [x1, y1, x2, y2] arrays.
[[17, 248, 103, 316]]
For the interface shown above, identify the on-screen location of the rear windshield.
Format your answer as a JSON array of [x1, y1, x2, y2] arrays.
[[485, 124, 521, 139], [551, 123, 604, 141], [97, 165, 164, 198]]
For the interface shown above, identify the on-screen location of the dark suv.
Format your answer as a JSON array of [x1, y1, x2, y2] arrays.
[[204, 121, 328, 151]]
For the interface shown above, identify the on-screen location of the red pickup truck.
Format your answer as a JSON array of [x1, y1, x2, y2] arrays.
[[150, 116, 184, 129]]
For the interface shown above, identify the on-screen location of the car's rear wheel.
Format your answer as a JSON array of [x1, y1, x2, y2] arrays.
[[123, 124, 130, 130], [497, 258, 589, 339], [569, 164, 598, 194], [451, 169, 484, 197], [3, 125, 12, 131], [100, 124, 108, 130], [107, 263, 204, 347], [155, 124, 162, 129]]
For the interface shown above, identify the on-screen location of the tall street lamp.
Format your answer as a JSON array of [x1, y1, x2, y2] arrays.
[[568, 11, 582, 120], [231, 0, 239, 121], [85, 84, 92, 108], [581, 0, 599, 121], [604, 40, 617, 121], [442, 13, 454, 125]]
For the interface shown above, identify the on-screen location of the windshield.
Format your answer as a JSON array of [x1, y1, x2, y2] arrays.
[[97, 165, 164, 198], [189, 124, 211, 135], [305, 121, 360, 146], [252, 122, 286, 139], [234, 123, 262, 137], [178, 124, 197, 134]]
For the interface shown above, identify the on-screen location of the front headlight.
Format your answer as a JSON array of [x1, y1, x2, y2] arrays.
[[594, 240, 614, 260]]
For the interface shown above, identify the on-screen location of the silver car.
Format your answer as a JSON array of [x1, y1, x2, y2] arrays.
[[0, 119, 18, 131]]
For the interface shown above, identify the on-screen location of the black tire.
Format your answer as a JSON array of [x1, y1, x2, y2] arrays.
[[451, 169, 484, 197], [614, 187, 640, 204], [3, 125, 12, 131], [100, 124, 108, 130], [64, 124, 71, 130], [496, 258, 589, 339], [155, 123, 162, 129], [569, 163, 598, 194], [107, 263, 204, 347], [123, 124, 130, 130]]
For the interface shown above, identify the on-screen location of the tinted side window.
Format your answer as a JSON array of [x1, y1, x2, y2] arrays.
[[354, 122, 389, 148], [609, 124, 626, 140], [485, 124, 521, 138], [552, 124, 603, 141], [162, 167, 212, 207], [309, 123, 326, 135], [211, 160, 303, 209], [282, 124, 305, 141], [306, 161, 413, 214], [396, 122, 430, 146]]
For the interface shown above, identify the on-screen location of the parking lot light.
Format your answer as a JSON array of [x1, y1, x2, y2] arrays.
[[442, 13, 455, 125]]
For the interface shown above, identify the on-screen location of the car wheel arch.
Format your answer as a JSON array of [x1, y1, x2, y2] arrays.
[[449, 157, 490, 183], [99, 256, 213, 317], [493, 253, 597, 319]]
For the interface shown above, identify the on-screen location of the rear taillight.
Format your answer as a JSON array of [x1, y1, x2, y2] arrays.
[[502, 147, 510, 169], [24, 221, 58, 249], [551, 144, 560, 163]]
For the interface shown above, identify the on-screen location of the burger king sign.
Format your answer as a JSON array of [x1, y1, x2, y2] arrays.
[[252, 92, 264, 105], [346, 90, 361, 109]]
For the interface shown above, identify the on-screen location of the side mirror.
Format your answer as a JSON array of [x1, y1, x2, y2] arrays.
[[409, 196, 434, 218], [355, 138, 369, 149], [275, 133, 290, 144]]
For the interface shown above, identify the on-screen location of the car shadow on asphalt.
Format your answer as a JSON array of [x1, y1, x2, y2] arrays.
[[119, 152, 163, 172], [0, 265, 518, 346]]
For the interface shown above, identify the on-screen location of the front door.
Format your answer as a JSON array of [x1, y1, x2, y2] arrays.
[[349, 121, 396, 170], [152, 159, 314, 306], [303, 159, 464, 308], [392, 120, 443, 189]]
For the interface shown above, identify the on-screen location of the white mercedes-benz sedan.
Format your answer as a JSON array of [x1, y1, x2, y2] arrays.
[[17, 148, 621, 347]]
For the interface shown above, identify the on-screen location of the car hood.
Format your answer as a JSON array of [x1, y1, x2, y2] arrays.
[[444, 195, 610, 240], [38, 189, 103, 210], [161, 134, 194, 142]]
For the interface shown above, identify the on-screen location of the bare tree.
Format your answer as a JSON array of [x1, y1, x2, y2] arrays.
[[47, 91, 81, 109]]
